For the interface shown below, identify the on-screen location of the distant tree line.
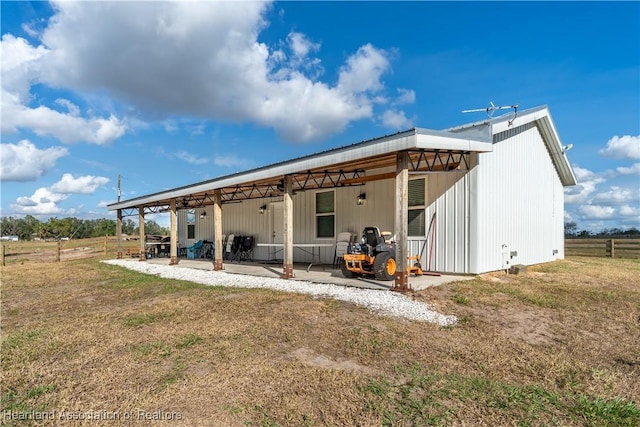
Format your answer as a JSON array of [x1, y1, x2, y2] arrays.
[[0, 215, 169, 241], [565, 221, 640, 238]]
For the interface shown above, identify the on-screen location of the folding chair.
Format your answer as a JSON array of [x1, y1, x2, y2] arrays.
[[229, 235, 243, 262], [238, 236, 254, 262], [333, 232, 353, 267], [224, 234, 235, 261]]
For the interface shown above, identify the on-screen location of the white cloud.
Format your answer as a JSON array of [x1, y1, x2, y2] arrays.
[[0, 140, 68, 182], [287, 32, 320, 58], [176, 151, 209, 165], [54, 98, 80, 116], [4, 103, 126, 144], [0, 33, 48, 101], [1, 33, 127, 145], [49, 173, 110, 194], [593, 186, 640, 204], [213, 154, 248, 168], [337, 44, 390, 95], [189, 124, 206, 136], [565, 163, 640, 228], [13, 187, 68, 215], [578, 204, 615, 219], [599, 135, 640, 160], [11, 173, 110, 215], [381, 109, 412, 129], [616, 162, 640, 175], [620, 205, 640, 217], [564, 165, 605, 204], [394, 88, 416, 105], [17, 1, 400, 143]]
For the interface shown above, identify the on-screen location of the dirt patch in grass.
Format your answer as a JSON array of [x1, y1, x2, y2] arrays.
[[286, 347, 379, 375], [1, 257, 639, 426]]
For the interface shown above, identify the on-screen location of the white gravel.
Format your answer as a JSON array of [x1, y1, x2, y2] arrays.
[[103, 259, 457, 326]]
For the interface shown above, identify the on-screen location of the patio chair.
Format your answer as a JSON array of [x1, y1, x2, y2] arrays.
[[187, 240, 204, 259], [224, 234, 235, 260], [229, 235, 244, 262], [202, 240, 214, 259], [333, 232, 353, 267], [237, 236, 254, 262]]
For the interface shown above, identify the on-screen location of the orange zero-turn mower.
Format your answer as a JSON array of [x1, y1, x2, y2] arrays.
[[341, 227, 424, 281]]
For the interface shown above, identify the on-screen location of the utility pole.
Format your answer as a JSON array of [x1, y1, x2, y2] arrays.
[[117, 174, 122, 203]]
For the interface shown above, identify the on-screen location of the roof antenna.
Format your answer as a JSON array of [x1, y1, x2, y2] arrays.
[[462, 101, 519, 126]]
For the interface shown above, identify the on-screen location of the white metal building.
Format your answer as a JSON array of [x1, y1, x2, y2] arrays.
[[108, 105, 576, 288]]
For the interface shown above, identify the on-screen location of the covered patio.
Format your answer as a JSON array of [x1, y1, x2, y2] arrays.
[[144, 256, 474, 291], [109, 126, 492, 291]]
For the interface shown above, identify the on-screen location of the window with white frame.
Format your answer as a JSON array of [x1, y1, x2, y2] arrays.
[[408, 179, 426, 236], [187, 209, 195, 239], [315, 191, 335, 238]]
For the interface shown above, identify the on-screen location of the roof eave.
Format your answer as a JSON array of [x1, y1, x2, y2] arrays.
[[448, 105, 577, 186], [535, 114, 577, 186], [107, 126, 493, 211]]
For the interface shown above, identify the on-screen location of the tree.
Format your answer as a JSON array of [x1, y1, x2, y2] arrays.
[[564, 221, 578, 237], [123, 219, 136, 235], [0, 216, 19, 237], [578, 230, 591, 238], [91, 218, 116, 237], [19, 215, 41, 240], [138, 220, 169, 236]]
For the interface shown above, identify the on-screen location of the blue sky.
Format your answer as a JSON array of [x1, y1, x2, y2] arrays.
[[1, 1, 639, 231]]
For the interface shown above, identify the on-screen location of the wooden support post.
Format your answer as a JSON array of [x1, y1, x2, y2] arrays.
[[138, 207, 146, 261], [169, 199, 178, 265], [213, 190, 224, 270], [56, 240, 61, 262], [116, 209, 123, 259], [281, 175, 294, 279], [1, 243, 5, 267], [607, 239, 615, 258], [104, 235, 108, 255], [393, 151, 410, 292]]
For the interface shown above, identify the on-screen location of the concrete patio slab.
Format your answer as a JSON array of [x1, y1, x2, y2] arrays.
[[144, 257, 474, 290]]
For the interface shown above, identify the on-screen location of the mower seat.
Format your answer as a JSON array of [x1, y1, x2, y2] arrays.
[[362, 227, 384, 247]]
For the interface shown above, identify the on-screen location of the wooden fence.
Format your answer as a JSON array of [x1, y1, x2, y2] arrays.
[[565, 238, 640, 259], [0, 236, 140, 266], [3, 237, 638, 266]]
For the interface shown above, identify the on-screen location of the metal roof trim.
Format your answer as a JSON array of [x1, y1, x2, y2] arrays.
[[415, 128, 493, 152], [447, 105, 577, 187], [108, 129, 418, 210], [108, 106, 567, 211], [535, 115, 578, 186]]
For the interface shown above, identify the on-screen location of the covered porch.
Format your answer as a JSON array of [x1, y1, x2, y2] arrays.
[[144, 256, 473, 291], [109, 127, 492, 291]]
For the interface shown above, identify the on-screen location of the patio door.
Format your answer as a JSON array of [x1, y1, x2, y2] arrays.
[[271, 202, 284, 244]]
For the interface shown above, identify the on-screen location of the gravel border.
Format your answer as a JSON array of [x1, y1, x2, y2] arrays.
[[103, 259, 457, 326]]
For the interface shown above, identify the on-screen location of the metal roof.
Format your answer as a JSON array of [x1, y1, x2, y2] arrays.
[[107, 126, 493, 212], [107, 105, 575, 213], [446, 105, 577, 186]]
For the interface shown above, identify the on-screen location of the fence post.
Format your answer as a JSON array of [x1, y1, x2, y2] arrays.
[[1, 243, 5, 267], [607, 239, 615, 258], [56, 240, 61, 262], [104, 235, 108, 256]]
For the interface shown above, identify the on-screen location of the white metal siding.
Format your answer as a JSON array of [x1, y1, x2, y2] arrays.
[[175, 167, 473, 272], [422, 171, 471, 273], [472, 123, 565, 273], [217, 173, 395, 264]]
